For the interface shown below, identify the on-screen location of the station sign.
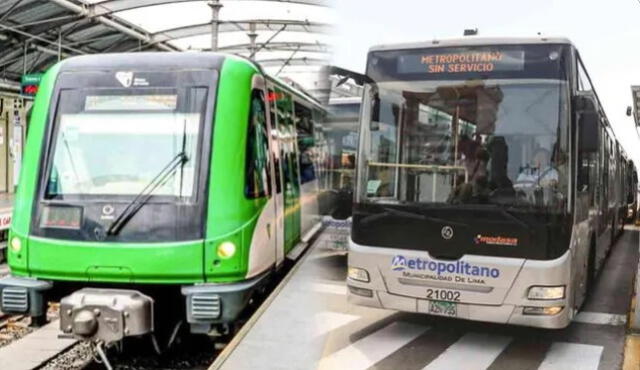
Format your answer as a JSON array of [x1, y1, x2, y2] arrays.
[[21, 73, 43, 96]]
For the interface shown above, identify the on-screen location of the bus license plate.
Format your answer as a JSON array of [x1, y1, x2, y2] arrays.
[[428, 301, 457, 317]]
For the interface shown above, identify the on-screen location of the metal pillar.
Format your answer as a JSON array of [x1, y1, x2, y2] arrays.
[[208, 0, 223, 52], [58, 28, 62, 61], [248, 23, 258, 60], [22, 42, 28, 75]]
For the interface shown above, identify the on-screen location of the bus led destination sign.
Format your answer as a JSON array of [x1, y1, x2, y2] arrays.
[[398, 49, 525, 75]]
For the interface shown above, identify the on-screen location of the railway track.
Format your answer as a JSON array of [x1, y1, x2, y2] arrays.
[[0, 313, 26, 330], [1, 232, 320, 369], [34, 259, 300, 370], [0, 313, 33, 350]]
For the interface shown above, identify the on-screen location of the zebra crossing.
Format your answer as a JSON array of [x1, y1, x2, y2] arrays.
[[311, 280, 615, 370]]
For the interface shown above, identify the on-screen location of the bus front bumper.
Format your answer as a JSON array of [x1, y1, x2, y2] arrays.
[[347, 287, 571, 329], [347, 241, 573, 329]]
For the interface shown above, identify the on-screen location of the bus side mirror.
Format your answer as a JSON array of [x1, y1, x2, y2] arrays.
[[579, 111, 599, 153]]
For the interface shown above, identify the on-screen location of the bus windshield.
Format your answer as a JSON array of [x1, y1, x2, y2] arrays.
[[357, 79, 569, 211]]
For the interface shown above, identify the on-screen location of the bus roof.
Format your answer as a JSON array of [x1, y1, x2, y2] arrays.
[[368, 36, 574, 52]]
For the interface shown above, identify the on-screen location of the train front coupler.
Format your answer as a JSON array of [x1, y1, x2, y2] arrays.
[[59, 288, 153, 340]]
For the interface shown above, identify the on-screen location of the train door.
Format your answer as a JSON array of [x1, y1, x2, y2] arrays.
[[267, 85, 285, 266], [275, 87, 301, 253], [245, 77, 278, 275]]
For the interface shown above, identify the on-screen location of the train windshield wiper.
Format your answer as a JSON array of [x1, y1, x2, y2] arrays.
[[108, 119, 190, 236], [107, 152, 189, 236]]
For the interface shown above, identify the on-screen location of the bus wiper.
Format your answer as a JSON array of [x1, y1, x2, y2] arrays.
[[364, 206, 468, 227], [106, 152, 189, 236]]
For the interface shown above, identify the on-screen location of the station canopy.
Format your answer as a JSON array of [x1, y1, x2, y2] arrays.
[[0, 0, 332, 97]]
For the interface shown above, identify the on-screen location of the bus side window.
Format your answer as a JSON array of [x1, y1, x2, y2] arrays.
[[245, 89, 272, 199]]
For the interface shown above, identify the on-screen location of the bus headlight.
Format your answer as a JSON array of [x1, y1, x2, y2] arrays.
[[528, 286, 565, 300], [217, 241, 237, 259], [348, 267, 370, 282], [10, 236, 21, 253]]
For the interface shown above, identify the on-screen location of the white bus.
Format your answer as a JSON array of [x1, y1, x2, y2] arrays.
[[346, 37, 632, 328]]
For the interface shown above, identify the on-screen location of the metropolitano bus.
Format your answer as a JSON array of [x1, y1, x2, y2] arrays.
[[346, 37, 634, 328]]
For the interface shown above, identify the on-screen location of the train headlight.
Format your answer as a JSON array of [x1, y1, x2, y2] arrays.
[[9, 236, 21, 253], [217, 241, 237, 259], [348, 267, 370, 282], [527, 286, 565, 300]]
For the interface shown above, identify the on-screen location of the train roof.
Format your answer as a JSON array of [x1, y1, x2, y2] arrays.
[[54, 52, 324, 111], [369, 36, 574, 52], [58, 52, 227, 72]]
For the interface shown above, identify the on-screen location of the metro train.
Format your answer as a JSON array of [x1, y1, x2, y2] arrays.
[[0, 52, 327, 345]]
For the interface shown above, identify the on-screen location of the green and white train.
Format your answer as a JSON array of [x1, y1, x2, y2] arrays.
[[0, 52, 327, 343]]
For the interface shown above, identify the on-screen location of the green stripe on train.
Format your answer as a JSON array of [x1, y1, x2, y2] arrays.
[[8, 62, 62, 276], [204, 57, 266, 282]]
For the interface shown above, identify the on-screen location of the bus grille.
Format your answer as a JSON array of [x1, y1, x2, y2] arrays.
[[190, 294, 221, 320], [1, 287, 28, 313]]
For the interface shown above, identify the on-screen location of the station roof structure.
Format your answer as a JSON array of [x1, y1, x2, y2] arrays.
[[0, 0, 331, 97]]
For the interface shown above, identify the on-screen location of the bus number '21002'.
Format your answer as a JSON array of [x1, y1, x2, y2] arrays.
[[426, 289, 460, 302]]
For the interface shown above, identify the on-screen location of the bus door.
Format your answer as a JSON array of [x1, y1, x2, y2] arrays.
[[276, 88, 301, 253], [268, 86, 285, 265], [597, 127, 608, 235]]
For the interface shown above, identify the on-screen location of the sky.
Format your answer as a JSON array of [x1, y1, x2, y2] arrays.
[[331, 0, 640, 165]]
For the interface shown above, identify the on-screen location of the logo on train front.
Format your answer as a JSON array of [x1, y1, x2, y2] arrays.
[[116, 71, 134, 88], [391, 255, 407, 271]]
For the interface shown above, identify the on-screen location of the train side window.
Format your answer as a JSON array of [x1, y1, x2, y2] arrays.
[[295, 102, 316, 184], [268, 88, 282, 194], [245, 89, 272, 199]]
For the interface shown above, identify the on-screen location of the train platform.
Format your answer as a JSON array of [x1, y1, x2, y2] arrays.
[[0, 320, 76, 370], [212, 227, 640, 370]]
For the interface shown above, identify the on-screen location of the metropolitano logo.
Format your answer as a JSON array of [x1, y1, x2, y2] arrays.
[[390, 255, 501, 278], [391, 255, 407, 271]]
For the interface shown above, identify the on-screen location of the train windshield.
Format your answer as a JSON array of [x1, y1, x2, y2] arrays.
[[45, 87, 208, 200]]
